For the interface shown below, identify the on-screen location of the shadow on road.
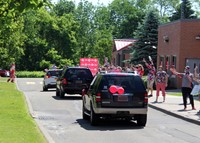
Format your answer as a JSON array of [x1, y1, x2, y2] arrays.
[[76, 118, 144, 131], [40, 89, 56, 92], [52, 95, 82, 100]]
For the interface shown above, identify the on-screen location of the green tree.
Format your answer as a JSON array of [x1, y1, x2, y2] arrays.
[[91, 5, 113, 65], [170, 0, 197, 21], [151, 0, 180, 23], [21, 7, 78, 70], [130, 10, 159, 66], [109, 0, 149, 39], [52, 0, 76, 16], [74, 0, 95, 62], [0, 0, 50, 69], [19, 9, 50, 70], [191, 0, 200, 18]]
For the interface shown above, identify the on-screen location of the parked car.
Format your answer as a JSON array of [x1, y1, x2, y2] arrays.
[[56, 67, 94, 98], [43, 69, 63, 91], [82, 72, 148, 126], [0, 69, 10, 77]]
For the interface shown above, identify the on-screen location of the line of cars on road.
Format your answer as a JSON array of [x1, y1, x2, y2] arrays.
[[43, 66, 148, 127]]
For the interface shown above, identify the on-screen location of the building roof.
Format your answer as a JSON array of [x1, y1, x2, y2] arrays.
[[114, 39, 136, 51]]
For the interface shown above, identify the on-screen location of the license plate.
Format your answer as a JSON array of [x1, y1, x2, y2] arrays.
[[118, 95, 128, 102], [76, 80, 82, 84]]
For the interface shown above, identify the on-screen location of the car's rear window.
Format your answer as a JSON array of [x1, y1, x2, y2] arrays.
[[65, 68, 93, 79], [47, 70, 62, 76], [99, 75, 145, 92]]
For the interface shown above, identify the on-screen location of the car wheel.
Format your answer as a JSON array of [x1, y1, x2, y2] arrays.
[[56, 87, 60, 97], [82, 101, 90, 120], [90, 104, 99, 126], [43, 86, 48, 91], [59, 89, 65, 98], [136, 114, 147, 127]]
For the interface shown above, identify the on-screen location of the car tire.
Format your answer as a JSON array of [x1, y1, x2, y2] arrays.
[[59, 89, 65, 98], [43, 86, 48, 91], [136, 114, 147, 127], [90, 104, 99, 126], [56, 87, 60, 97], [82, 101, 90, 120]]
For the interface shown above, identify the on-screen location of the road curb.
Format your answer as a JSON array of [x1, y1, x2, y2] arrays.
[[149, 104, 200, 126], [16, 78, 55, 143]]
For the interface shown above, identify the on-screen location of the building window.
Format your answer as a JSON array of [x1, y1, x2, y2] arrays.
[[172, 56, 176, 68], [166, 56, 170, 71], [159, 56, 164, 68]]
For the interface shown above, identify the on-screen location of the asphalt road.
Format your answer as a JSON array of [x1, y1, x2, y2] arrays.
[[17, 78, 200, 143]]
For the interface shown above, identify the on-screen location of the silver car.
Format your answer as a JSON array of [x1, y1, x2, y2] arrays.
[[43, 69, 62, 91]]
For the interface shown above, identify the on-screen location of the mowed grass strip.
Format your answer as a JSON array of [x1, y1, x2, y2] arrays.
[[166, 92, 182, 96], [0, 78, 47, 143]]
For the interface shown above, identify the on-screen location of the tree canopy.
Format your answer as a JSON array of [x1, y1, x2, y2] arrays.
[[0, 0, 199, 70], [130, 10, 159, 66]]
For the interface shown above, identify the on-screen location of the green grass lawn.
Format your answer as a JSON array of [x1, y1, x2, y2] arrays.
[[0, 77, 47, 143], [166, 92, 182, 96]]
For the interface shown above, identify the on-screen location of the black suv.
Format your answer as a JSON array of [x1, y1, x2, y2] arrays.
[[56, 67, 94, 98], [82, 72, 148, 126]]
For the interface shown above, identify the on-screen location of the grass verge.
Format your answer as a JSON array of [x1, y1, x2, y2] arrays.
[[16, 71, 44, 78], [166, 92, 182, 96], [0, 77, 47, 143]]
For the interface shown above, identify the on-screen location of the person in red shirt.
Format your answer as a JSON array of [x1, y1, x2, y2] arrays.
[[136, 64, 144, 78], [7, 63, 16, 83], [143, 58, 156, 97], [155, 66, 168, 102]]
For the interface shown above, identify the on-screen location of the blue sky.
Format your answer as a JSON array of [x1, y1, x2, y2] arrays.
[[51, 0, 110, 6]]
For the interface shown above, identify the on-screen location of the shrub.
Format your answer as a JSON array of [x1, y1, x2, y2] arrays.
[[16, 71, 44, 78]]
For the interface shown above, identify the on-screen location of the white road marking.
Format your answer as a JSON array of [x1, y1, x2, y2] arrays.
[[26, 82, 36, 85]]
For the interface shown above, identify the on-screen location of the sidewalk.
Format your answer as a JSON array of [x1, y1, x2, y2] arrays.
[[148, 90, 200, 125]]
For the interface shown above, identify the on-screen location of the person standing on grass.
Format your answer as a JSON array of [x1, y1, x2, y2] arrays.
[[155, 66, 168, 102], [170, 66, 196, 110], [7, 63, 16, 83], [143, 58, 156, 97]]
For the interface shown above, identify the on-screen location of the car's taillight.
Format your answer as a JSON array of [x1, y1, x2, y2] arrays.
[[96, 92, 101, 102], [46, 75, 51, 78], [144, 92, 148, 103], [62, 78, 68, 84]]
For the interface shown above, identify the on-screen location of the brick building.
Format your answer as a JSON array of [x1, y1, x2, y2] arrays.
[[112, 39, 136, 67], [157, 19, 200, 88]]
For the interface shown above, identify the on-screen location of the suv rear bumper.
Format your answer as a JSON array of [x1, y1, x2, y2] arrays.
[[46, 84, 56, 88], [93, 107, 148, 114]]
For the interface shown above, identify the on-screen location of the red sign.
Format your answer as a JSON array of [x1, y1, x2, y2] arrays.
[[80, 58, 99, 76]]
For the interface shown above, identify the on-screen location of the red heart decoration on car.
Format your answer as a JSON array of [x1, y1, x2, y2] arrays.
[[109, 85, 118, 94], [117, 87, 124, 94]]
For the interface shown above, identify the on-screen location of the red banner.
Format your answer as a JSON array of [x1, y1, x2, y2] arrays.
[[80, 58, 99, 76]]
